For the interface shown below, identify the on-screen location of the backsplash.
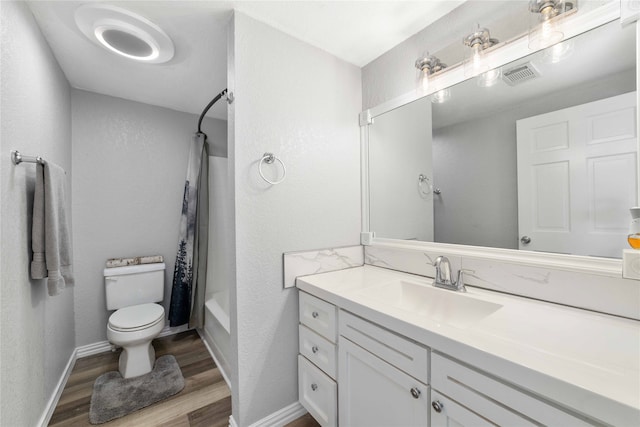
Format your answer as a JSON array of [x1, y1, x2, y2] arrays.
[[365, 245, 640, 320], [283, 245, 363, 288]]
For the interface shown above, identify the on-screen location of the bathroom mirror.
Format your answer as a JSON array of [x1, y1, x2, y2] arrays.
[[367, 19, 637, 259]]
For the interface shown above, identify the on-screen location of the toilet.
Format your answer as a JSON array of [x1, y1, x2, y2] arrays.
[[104, 262, 166, 378]]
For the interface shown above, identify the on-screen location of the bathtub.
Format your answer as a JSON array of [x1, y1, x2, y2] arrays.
[[205, 290, 230, 333], [203, 290, 231, 387]]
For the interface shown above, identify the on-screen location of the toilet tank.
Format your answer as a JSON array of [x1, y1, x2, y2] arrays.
[[104, 263, 165, 310]]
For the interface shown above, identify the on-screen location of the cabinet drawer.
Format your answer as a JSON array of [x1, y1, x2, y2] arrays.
[[339, 310, 429, 383], [298, 355, 337, 427], [299, 324, 337, 379], [300, 292, 337, 343], [431, 352, 594, 426]]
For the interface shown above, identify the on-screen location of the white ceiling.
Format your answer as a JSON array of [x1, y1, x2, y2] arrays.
[[27, 1, 465, 121]]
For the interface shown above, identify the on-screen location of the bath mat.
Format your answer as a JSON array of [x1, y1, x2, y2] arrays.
[[89, 355, 185, 424]]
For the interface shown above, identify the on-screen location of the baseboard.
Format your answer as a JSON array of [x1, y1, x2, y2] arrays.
[[231, 402, 307, 427], [75, 324, 191, 359], [37, 347, 78, 427], [197, 328, 231, 391], [76, 340, 113, 358]]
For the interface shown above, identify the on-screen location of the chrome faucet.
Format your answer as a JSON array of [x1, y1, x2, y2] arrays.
[[432, 256, 466, 292]]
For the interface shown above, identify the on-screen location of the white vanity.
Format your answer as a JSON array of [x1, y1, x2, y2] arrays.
[[296, 265, 640, 427]]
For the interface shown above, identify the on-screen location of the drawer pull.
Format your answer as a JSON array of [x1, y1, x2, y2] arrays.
[[312, 311, 319, 318], [410, 387, 421, 399], [432, 400, 443, 413], [311, 345, 319, 354], [311, 383, 318, 391]]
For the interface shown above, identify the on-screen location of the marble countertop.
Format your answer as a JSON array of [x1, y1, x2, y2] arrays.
[[296, 265, 640, 426]]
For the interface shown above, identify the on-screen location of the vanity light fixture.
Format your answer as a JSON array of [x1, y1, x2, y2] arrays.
[[463, 25, 499, 78], [528, 0, 576, 50], [75, 4, 174, 63], [431, 88, 451, 104], [541, 39, 575, 63], [415, 54, 446, 92], [477, 68, 502, 88]]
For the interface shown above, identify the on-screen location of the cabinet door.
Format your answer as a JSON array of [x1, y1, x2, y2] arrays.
[[338, 336, 429, 427]]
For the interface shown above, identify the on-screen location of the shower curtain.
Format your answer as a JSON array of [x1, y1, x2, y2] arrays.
[[168, 133, 209, 328]]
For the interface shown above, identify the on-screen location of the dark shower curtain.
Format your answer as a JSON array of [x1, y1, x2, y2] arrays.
[[168, 133, 208, 328]]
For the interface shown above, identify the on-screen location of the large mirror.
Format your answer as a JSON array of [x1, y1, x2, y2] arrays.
[[368, 20, 637, 259]]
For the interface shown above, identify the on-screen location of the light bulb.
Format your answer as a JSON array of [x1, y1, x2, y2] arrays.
[[420, 69, 430, 91], [528, 2, 565, 50]]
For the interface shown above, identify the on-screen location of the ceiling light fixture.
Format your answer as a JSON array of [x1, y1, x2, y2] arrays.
[[528, 0, 576, 50], [463, 25, 499, 78], [75, 4, 174, 64], [415, 54, 446, 92]]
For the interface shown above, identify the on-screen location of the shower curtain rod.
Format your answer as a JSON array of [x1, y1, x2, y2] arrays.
[[197, 88, 228, 140]]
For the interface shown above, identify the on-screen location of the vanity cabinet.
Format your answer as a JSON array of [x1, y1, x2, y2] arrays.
[[430, 353, 595, 427], [298, 290, 607, 427], [338, 311, 430, 426], [298, 292, 338, 426]]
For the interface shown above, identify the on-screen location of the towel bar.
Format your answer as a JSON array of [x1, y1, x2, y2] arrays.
[[11, 150, 44, 165]]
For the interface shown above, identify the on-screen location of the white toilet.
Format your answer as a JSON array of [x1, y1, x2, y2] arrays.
[[104, 262, 166, 378]]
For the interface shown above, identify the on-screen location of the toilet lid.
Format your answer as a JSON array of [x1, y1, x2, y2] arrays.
[[109, 303, 164, 332]]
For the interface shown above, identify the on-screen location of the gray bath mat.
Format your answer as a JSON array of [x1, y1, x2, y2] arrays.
[[89, 354, 185, 424]]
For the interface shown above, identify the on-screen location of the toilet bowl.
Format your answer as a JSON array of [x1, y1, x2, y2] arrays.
[[107, 302, 165, 378], [104, 261, 166, 379]]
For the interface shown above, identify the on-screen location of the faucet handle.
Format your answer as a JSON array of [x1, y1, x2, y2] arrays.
[[455, 269, 473, 292]]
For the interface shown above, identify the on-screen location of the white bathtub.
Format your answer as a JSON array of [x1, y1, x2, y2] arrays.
[[201, 156, 232, 388], [205, 290, 230, 333], [203, 290, 231, 386]]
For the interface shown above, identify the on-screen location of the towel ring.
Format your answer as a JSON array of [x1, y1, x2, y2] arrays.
[[418, 174, 432, 196], [259, 152, 286, 185], [418, 174, 441, 196]]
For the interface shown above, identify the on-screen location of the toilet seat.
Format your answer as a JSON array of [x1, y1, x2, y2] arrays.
[[108, 303, 164, 332]]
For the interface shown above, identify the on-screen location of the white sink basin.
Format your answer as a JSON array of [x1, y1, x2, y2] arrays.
[[361, 280, 503, 329]]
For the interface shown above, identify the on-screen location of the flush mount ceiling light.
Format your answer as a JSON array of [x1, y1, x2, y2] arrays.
[[75, 4, 174, 63], [528, 0, 577, 50], [415, 54, 446, 92], [463, 25, 499, 78]]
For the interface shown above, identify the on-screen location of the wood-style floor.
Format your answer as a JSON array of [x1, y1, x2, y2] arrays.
[[49, 330, 319, 427]]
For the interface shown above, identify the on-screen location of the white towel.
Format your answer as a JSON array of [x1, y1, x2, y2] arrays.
[[31, 162, 74, 296]]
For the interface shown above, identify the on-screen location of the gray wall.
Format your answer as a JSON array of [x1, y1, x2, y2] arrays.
[[230, 12, 362, 426], [0, 2, 75, 425], [71, 89, 227, 346], [433, 69, 636, 248]]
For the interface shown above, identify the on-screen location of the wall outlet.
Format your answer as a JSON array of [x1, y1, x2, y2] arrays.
[[622, 249, 640, 280], [360, 232, 374, 245]]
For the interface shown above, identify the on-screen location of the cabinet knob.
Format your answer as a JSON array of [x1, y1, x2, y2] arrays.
[[311, 383, 318, 391], [410, 387, 421, 399], [432, 400, 443, 413], [520, 235, 532, 244], [311, 346, 319, 354], [312, 311, 319, 318]]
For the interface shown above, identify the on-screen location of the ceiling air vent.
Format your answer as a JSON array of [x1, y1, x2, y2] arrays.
[[501, 62, 540, 86]]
